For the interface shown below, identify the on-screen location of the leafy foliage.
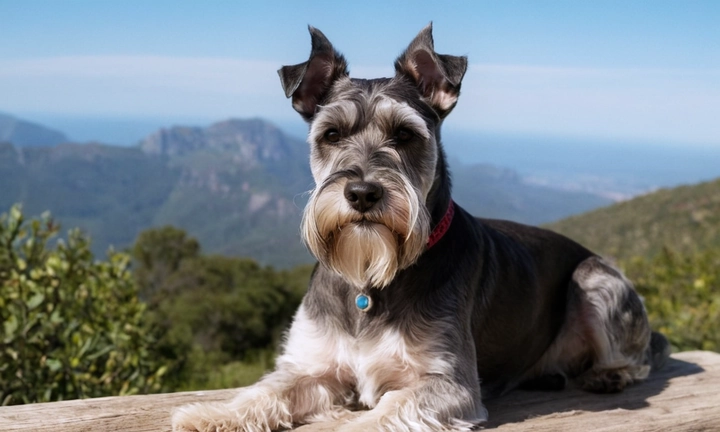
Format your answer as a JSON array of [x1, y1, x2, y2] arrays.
[[0, 205, 171, 405], [623, 247, 720, 353], [130, 226, 312, 391]]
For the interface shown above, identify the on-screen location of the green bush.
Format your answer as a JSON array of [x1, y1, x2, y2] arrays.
[[0, 205, 171, 405], [623, 247, 720, 353], [130, 226, 312, 391]]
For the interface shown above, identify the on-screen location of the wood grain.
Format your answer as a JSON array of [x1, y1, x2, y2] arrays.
[[1, 351, 718, 431]]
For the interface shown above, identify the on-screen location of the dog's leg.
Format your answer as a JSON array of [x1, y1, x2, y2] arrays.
[[572, 257, 655, 392], [172, 369, 353, 432], [528, 256, 655, 393], [172, 306, 354, 432], [346, 376, 487, 432]]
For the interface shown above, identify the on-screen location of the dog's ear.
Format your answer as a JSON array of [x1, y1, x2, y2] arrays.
[[278, 26, 349, 121], [395, 23, 468, 118]]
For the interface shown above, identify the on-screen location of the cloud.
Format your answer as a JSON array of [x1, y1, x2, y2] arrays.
[[451, 64, 720, 145], [0, 56, 289, 120], [0, 56, 280, 94]]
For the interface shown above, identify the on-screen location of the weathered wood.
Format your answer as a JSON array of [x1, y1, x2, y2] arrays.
[[1, 351, 718, 431]]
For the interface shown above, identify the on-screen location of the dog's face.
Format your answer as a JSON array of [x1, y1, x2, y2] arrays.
[[279, 25, 467, 289]]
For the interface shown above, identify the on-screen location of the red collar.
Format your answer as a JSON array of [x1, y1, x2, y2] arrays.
[[427, 200, 455, 249]]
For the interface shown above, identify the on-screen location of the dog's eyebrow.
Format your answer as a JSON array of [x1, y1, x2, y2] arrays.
[[309, 100, 362, 142], [372, 98, 430, 141]]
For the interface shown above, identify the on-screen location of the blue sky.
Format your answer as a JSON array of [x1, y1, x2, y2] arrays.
[[1, 1, 718, 146]]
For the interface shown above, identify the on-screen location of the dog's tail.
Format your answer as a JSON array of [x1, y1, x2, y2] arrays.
[[647, 331, 671, 371]]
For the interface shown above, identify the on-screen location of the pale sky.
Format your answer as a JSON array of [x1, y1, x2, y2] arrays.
[[1, 1, 718, 146]]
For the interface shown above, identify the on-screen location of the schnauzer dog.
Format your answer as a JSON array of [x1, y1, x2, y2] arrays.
[[172, 24, 669, 432]]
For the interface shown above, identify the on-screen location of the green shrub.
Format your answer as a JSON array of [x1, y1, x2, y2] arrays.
[[623, 247, 720, 353], [130, 226, 311, 391], [0, 205, 171, 405]]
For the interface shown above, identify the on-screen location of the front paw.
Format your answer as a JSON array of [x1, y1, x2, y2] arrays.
[[172, 398, 292, 432], [171, 402, 235, 432]]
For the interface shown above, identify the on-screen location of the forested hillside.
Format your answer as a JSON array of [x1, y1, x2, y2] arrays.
[[0, 118, 313, 267], [547, 178, 720, 260]]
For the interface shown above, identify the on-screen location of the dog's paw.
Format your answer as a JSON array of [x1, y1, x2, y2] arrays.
[[171, 398, 292, 432], [577, 367, 638, 393], [171, 402, 235, 432]]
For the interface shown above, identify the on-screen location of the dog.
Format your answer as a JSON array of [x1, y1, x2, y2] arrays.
[[172, 24, 670, 432]]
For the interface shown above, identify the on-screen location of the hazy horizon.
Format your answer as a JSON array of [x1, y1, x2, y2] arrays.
[[5, 110, 720, 202]]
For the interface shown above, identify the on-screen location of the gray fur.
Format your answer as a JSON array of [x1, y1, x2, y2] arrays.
[[172, 25, 669, 432]]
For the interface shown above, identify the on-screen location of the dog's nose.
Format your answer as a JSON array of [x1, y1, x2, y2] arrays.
[[344, 181, 384, 213]]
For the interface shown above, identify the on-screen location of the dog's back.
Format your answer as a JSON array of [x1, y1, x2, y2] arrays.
[[435, 209, 591, 394], [466, 213, 667, 396]]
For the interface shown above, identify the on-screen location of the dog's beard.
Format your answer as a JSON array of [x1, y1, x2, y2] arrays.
[[302, 175, 430, 289]]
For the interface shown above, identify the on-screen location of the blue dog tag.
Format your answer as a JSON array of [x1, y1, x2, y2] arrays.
[[356, 294, 371, 311]]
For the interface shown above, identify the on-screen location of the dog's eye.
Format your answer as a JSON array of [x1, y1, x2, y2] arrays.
[[394, 128, 414, 143], [324, 129, 341, 143]]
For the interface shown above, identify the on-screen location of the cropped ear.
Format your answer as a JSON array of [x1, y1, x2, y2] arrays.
[[278, 26, 349, 121], [395, 23, 468, 118]]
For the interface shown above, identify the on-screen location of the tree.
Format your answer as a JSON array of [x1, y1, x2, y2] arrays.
[[131, 226, 312, 390], [131, 226, 200, 305], [0, 205, 171, 405]]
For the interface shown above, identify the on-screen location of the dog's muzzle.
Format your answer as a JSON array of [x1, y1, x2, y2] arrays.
[[302, 173, 430, 289]]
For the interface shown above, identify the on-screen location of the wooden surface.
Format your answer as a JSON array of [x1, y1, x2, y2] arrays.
[[1, 351, 718, 431]]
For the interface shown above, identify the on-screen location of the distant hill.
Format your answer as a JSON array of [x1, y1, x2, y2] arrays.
[[139, 118, 313, 266], [0, 118, 312, 267], [0, 112, 68, 147], [0, 116, 614, 267], [452, 163, 610, 225], [546, 178, 720, 260]]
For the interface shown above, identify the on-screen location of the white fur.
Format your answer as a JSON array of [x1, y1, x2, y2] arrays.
[[172, 306, 483, 432], [281, 306, 455, 407], [372, 97, 431, 141], [301, 162, 429, 289]]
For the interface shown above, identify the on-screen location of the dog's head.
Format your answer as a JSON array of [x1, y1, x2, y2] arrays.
[[279, 24, 467, 289]]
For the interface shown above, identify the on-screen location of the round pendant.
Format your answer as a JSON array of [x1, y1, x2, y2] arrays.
[[355, 294, 372, 312]]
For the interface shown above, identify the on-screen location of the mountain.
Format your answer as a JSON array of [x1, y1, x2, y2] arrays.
[[0, 141, 182, 258], [139, 118, 313, 266], [443, 130, 720, 200], [0, 116, 615, 267], [546, 178, 720, 260], [0, 118, 312, 267], [0, 112, 68, 147], [452, 163, 610, 225]]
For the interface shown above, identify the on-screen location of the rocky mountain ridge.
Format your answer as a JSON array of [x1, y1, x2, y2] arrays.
[[0, 116, 614, 267]]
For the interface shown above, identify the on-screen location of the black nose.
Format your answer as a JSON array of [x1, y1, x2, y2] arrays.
[[344, 181, 384, 213]]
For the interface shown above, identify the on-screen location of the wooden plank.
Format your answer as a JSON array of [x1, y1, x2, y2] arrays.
[[1, 351, 718, 432]]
